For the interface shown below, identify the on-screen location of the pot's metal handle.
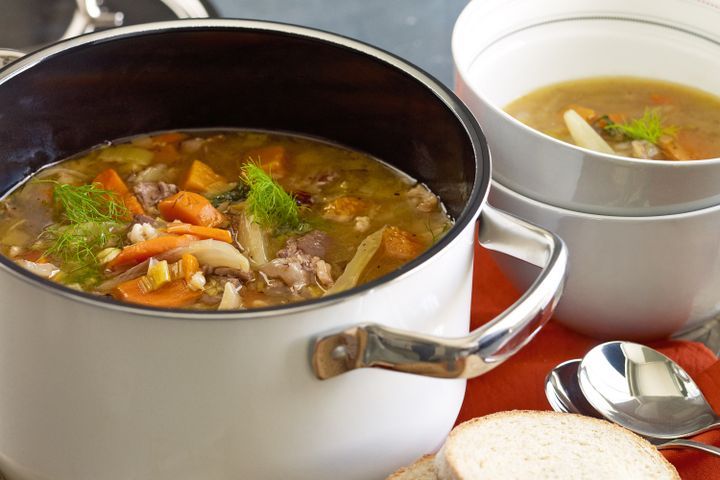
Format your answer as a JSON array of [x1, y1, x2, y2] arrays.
[[311, 204, 567, 380]]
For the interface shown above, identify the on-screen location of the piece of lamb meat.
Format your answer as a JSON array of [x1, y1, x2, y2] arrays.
[[133, 181, 178, 212], [295, 230, 331, 258], [262, 237, 334, 291]]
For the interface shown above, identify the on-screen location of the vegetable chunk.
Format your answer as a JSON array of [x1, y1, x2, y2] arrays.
[[158, 191, 225, 227], [181, 160, 228, 193], [380, 226, 424, 260]]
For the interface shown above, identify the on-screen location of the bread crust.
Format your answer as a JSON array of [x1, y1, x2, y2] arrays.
[[387, 454, 437, 480]]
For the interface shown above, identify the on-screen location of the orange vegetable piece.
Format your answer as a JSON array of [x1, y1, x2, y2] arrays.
[[153, 143, 180, 164], [245, 145, 288, 177], [93, 168, 129, 195], [92, 168, 145, 217], [151, 132, 188, 145], [108, 234, 198, 269], [566, 104, 596, 122], [158, 191, 225, 227], [112, 278, 202, 308], [380, 226, 424, 260], [181, 160, 228, 192], [121, 193, 146, 216], [181, 253, 200, 282], [166, 223, 233, 243], [323, 196, 368, 222], [650, 93, 673, 105]]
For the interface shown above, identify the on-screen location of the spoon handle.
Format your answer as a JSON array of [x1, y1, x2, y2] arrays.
[[657, 439, 720, 456]]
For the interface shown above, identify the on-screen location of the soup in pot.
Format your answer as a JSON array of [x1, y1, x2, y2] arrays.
[[505, 76, 720, 161], [0, 130, 453, 310]]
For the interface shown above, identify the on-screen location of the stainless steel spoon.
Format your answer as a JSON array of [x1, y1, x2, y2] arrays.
[[546, 359, 720, 455], [579, 341, 720, 440]]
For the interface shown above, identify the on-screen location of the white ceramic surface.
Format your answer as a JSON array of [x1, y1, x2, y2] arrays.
[[453, 0, 720, 216], [0, 222, 473, 480], [489, 180, 720, 340]]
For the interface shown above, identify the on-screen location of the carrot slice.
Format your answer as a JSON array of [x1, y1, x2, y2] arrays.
[[565, 104, 596, 122], [108, 234, 198, 269], [158, 191, 225, 227], [166, 223, 233, 243], [650, 93, 673, 105], [181, 160, 228, 192], [112, 278, 201, 308], [93, 168, 145, 217]]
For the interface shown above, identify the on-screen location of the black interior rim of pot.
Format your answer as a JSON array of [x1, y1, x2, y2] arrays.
[[0, 19, 490, 319]]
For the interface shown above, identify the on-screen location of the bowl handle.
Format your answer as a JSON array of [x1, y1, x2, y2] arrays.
[[311, 204, 567, 379]]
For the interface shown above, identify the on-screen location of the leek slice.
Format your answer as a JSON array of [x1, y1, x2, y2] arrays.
[[325, 227, 386, 296]]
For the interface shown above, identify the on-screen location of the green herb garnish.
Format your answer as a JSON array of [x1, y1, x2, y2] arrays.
[[603, 108, 676, 144], [210, 183, 248, 207], [241, 163, 304, 232], [39, 182, 129, 285]]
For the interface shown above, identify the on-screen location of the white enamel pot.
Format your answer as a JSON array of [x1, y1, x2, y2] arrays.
[[0, 20, 566, 480]]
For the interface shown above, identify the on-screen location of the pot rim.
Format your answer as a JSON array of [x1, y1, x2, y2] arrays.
[[0, 18, 490, 320]]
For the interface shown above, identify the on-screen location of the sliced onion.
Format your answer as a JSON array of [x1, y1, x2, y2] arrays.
[[325, 227, 385, 296], [161, 239, 250, 272], [17, 260, 59, 279], [218, 282, 242, 310], [96, 259, 151, 292]]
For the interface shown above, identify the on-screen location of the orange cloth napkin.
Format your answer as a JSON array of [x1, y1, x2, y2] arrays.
[[460, 244, 720, 479]]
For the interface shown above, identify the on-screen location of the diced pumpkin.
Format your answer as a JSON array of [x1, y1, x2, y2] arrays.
[[153, 143, 181, 164], [121, 193, 146, 216], [93, 168, 129, 195], [112, 278, 202, 308], [380, 226, 424, 260], [245, 145, 288, 177], [322, 196, 368, 222], [158, 191, 225, 227], [181, 160, 228, 193], [92, 168, 145, 217]]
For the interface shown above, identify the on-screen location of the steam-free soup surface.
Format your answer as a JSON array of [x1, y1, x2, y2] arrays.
[[505, 77, 720, 160], [0, 130, 452, 310]]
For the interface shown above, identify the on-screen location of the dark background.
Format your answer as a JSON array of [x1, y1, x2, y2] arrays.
[[1, 0, 468, 88]]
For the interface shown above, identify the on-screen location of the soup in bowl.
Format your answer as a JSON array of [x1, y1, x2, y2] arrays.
[[453, 0, 720, 216]]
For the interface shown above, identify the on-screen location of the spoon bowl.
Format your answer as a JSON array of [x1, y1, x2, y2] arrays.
[[578, 341, 720, 440], [544, 359, 602, 417], [546, 357, 720, 456]]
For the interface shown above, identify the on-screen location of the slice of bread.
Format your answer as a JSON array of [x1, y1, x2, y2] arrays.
[[435, 410, 679, 480], [387, 454, 438, 480]]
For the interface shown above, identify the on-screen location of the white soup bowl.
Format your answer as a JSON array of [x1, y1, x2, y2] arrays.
[[489, 180, 720, 340], [453, 0, 720, 216]]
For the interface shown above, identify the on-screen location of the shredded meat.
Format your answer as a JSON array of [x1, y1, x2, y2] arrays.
[[261, 237, 334, 291], [133, 181, 178, 212], [212, 267, 255, 282], [296, 230, 330, 258], [406, 184, 438, 212]]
